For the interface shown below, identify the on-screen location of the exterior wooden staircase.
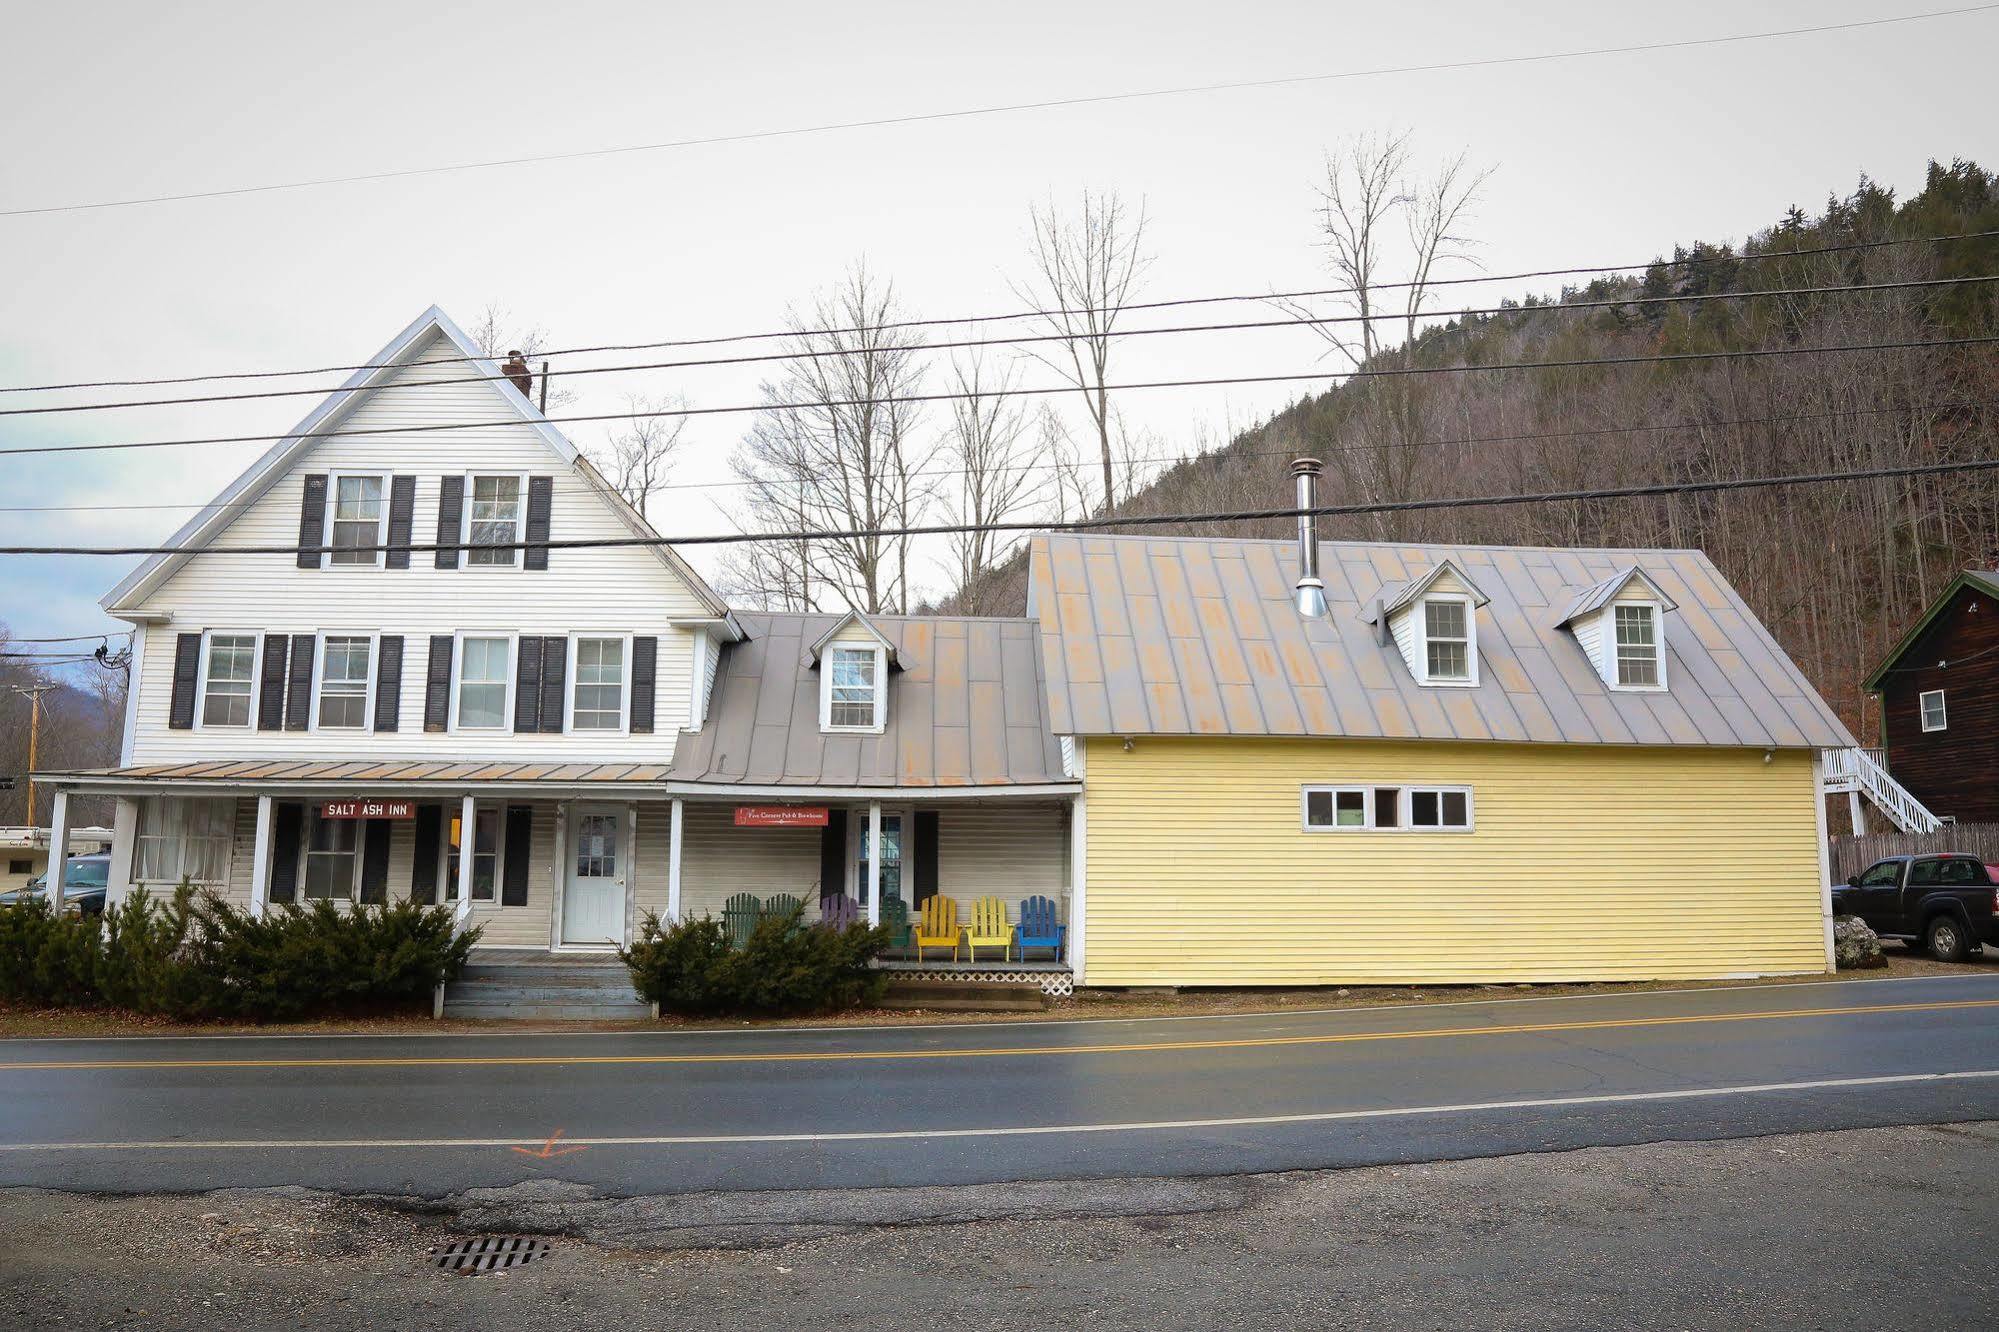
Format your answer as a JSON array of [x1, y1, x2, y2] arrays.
[[1821, 747, 1942, 834], [442, 958, 652, 1021]]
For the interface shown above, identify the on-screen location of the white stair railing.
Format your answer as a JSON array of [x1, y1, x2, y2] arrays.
[[1819, 747, 1942, 834]]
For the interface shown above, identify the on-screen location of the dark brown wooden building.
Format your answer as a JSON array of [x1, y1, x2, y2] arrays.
[[1865, 569, 1999, 824]]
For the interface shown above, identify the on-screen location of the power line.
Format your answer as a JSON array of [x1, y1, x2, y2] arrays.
[[9, 228, 1994, 395], [6, 6, 1990, 221], [8, 272, 1990, 420], [2, 399, 1990, 516], [6, 457, 1996, 558], [0, 631, 131, 643], [6, 334, 1993, 459]]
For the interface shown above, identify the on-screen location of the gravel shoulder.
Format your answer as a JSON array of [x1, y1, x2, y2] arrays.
[[3, 1122, 1995, 1331], [2, 942, 1988, 1040]]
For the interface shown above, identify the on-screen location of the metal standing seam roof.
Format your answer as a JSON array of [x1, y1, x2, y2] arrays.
[[665, 611, 1076, 788], [1026, 532, 1856, 750]]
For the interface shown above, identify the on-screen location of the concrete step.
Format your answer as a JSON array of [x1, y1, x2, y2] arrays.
[[444, 961, 651, 1020]]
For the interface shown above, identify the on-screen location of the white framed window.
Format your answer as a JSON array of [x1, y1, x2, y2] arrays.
[[303, 812, 361, 901], [197, 631, 259, 728], [1303, 784, 1473, 832], [133, 797, 234, 885], [569, 635, 628, 733], [1612, 603, 1664, 689], [463, 473, 526, 568], [313, 634, 375, 730], [1420, 596, 1474, 684], [822, 643, 886, 732], [443, 806, 501, 902], [326, 472, 390, 567], [1920, 688, 1947, 732], [452, 634, 514, 730]]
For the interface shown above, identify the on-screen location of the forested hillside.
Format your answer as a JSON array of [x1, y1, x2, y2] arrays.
[[944, 161, 1999, 741]]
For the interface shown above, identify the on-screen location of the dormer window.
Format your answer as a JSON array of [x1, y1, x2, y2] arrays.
[[824, 645, 884, 731], [1558, 568, 1675, 691], [1423, 598, 1473, 683], [1613, 604, 1661, 687]]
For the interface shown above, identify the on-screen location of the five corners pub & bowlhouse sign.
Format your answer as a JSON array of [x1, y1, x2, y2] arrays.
[[733, 806, 829, 829]]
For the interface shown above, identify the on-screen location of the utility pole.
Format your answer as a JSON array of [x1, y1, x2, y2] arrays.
[[539, 360, 550, 413], [11, 684, 55, 826]]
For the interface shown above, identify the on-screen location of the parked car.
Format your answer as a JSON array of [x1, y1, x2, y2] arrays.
[[0, 853, 112, 916], [1831, 854, 1999, 962]]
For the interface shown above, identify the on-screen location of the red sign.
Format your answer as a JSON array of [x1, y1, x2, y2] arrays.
[[734, 805, 829, 828], [322, 799, 416, 820]]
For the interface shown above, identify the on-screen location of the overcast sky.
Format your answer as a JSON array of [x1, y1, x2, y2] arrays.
[[3, 0, 1993, 679]]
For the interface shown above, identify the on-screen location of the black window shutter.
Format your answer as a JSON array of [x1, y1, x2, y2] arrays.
[[629, 636, 657, 733], [912, 809, 940, 906], [373, 635, 404, 732], [359, 819, 392, 905], [818, 809, 847, 907], [501, 805, 533, 906], [434, 475, 464, 569], [297, 474, 327, 569], [269, 803, 303, 905], [537, 636, 567, 734], [423, 636, 453, 732], [410, 804, 442, 904], [384, 475, 416, 569], [167, 633, 202, 729], [513, 636, 543, 732], [524, 476, 553, 570], [257, 634, 289, 731], [284, 633, 315, 731]]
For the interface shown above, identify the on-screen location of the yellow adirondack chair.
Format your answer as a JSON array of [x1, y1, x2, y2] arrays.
[[911, 896, 960, 962], [963, 896, 1011, 962]]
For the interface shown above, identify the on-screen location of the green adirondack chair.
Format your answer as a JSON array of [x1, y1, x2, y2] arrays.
[[880, 894, 912, 954], [763, 894, 806, 932], [722, 892, 762, 948]]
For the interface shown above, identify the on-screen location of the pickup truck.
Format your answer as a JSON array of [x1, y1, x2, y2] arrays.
[[1830, 854, 1999, 962]]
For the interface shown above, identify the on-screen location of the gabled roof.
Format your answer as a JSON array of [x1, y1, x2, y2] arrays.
[[1363, 557, 1493, 624], [1863, 569, 1999, 692], [1027, 533, 1854, 750], [667, 612, 1072, 789], [100, 305, 731, 620], [1556, 567, 1680, 628], [806, 609, 904, 669]]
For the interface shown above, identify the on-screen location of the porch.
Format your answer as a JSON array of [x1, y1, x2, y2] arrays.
[[39, 761, 1083, 997]]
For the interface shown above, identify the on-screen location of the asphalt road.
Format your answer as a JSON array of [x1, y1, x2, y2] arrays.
[[2, 973, 1997, 1197]]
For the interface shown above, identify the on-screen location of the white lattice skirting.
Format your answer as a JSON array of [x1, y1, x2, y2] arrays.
[[891, 968, 1075, 997]]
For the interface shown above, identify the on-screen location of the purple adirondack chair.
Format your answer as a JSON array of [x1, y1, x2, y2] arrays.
[[818, 893, 861, 930]]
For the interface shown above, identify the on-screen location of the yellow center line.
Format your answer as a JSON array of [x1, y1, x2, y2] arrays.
[[1, 997, 1994, 1072]]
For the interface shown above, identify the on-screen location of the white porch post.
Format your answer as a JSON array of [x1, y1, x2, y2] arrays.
[[1068, 737, 1087, 984], [455, 793, 476, 927], [107, 796, 139, 910], [666, 798, 684, 922], [43, 789, 71, 907], [866, 800, 882, 926], [248, 795, 274, 918], [1847, 789, 1868, 837]]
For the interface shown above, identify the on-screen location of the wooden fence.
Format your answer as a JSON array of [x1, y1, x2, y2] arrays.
[[1828, 822, 1999, 880]]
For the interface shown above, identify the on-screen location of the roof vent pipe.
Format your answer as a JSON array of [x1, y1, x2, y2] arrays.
[[1290, 456, 1327, 617]]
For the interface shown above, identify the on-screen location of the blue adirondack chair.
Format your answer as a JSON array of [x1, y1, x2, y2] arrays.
[[1016, 895, 1066, 961], [818, 894, 861, 930]]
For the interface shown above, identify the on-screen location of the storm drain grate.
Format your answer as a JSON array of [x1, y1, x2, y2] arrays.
[[430, 1236, 552, 1275]]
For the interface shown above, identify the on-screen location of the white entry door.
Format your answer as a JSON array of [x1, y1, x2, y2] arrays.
[[563, 807, 626, 946]]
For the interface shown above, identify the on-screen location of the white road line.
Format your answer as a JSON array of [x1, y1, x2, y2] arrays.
[[2, 971, 1993, 1045], [4, 1069, 1994, 1153]]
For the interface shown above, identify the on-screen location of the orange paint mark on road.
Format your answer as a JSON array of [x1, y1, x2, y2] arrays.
[[510, 1128, 588, 1160]]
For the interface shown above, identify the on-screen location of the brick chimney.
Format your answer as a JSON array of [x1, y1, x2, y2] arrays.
[[500, 351, 532, 398]]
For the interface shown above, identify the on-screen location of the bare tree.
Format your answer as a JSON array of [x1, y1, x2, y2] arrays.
[[599, 395, 687, 519], [726, 263, 932, 614], [940, 351, 1043, 612], [1274, 133, 1492, 535], [1013, 190, 1151, 511]]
